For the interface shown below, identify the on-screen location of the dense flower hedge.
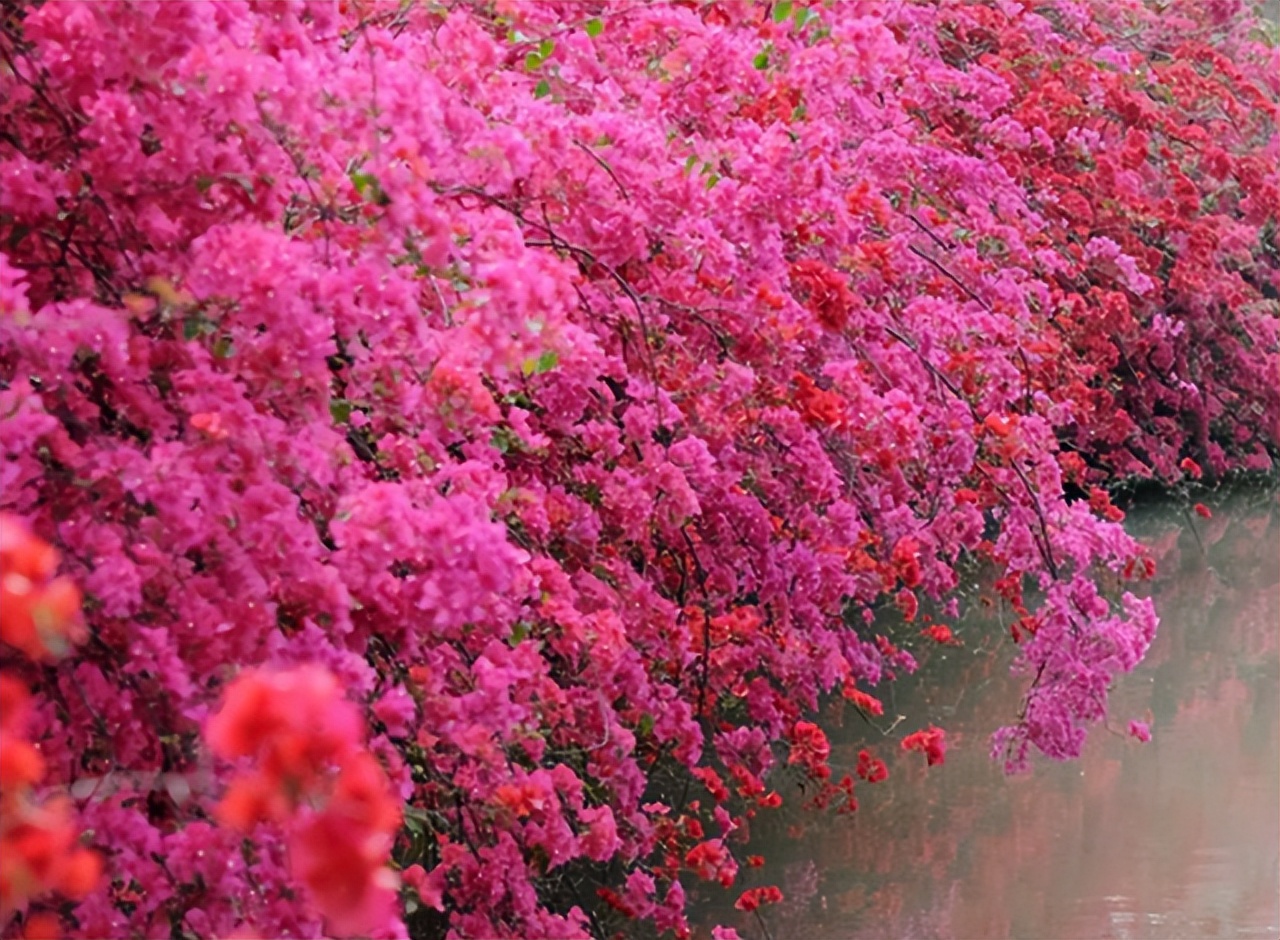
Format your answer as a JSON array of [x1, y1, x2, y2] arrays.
[[1, 1, 1276, 937]]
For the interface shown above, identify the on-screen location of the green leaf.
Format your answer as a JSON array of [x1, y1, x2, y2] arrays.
[[521, 349, 559, 376], [683, 154, 698, 175], [212, 335, 235, 359], [538, 38, 556, 59], [772, 1, 793, 23], [753, 47, 771, 70], [329, 399, 353, 424], [793, 6, 813, 27], [584, 18, 603, 37], [490, 427, 517, 454], [349, 169, 375, 195], [534, 79, 551, 99], [524, 52, 543, 70], [637, 713, 655, 737], [705, 172, 721, 190], [509, 621, 531, 647]]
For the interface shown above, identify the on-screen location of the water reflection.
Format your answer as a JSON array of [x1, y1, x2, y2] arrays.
[[695, 491, 1280, 939]]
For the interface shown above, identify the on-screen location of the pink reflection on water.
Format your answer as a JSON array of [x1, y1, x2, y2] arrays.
[[697, 493, 1280, 940]]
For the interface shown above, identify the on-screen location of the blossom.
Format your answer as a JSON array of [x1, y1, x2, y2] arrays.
[[856, 749, 889, 783], [1178, 457, 1203, 479], [0, 515, 85, 661], [205, 667, 399, 937], [1193, 503, 1212, 519], [402, 864, 446, 912], [921, 624, 959, 645], [735, 885, 783, 912], [1128, 720, 1152, 743], [842, 682, 885, 716], [787, 721, 832, 779], [206, 667, 365, 819], [684, 840, 737, 887], [902, 726, 948, 766]]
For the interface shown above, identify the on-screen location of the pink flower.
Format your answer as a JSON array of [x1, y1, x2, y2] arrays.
[[1128, 720, 1152, 743], [402, 863, 446, 912]]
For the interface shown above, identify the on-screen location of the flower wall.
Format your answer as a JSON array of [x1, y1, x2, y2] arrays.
[[0, 1, 1276, 936]]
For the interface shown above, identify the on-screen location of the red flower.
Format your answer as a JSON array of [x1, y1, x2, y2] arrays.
[[790, 258, 854, 331], [787, 721, 831, 777], [735, 886, 784, 912], [921, 624, 959, 645], [902, 726, 947, 766], [1088, 487, 1125, 522], [493, 781, 547, 819], [841, 682, 884, 716], [692, 766, 730, 802], [1193, 503, 1212, 518], [190, 411, 230, 440], [890, 537, 923, 589], [288, 809, 399, 938], [684, 840, 736, 886], [896, 588, 919, 622], [856, 748, 889, 783], [0, 515, 85, 662], [1178, 456, 1203, 479], [206, 666, 365, 821], [983, 413, 1016, 438], [793, 373, 845, 428]]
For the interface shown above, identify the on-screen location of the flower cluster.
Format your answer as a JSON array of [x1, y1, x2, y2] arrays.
[[0, 519, 99, 930], [902, 727, 948, 768], [206, 668, 401, 937], [1, 516, 84, 661], [735, 884, 783, 913]]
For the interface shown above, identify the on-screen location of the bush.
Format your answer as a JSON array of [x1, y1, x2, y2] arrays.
[[1, 1, 1276, 936]]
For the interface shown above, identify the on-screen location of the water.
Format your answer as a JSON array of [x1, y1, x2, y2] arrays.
[[694, 491, 1280, 939]]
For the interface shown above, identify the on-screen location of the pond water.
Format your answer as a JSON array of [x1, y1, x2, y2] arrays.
[[693, 491, 1280, 940]]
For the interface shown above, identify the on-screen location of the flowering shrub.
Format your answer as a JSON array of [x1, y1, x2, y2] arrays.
[[0, 1, 1276, 937]]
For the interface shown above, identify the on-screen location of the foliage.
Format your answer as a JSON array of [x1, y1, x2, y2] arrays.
[[0, 0, 1276, 936]]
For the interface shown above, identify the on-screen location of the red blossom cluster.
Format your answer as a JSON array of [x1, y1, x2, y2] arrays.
[[921, 624, 959, 645], [0, 516, 84, 661], [734, 884, 783, 913], [206, 668, 401, 937], [856, 749, 889, 784], [787, 721, 832, 780], [684, 840, 738, 888], [842, 684, 885, 717], [0, 520, 99, 930], [902, 727, 948, 767]]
